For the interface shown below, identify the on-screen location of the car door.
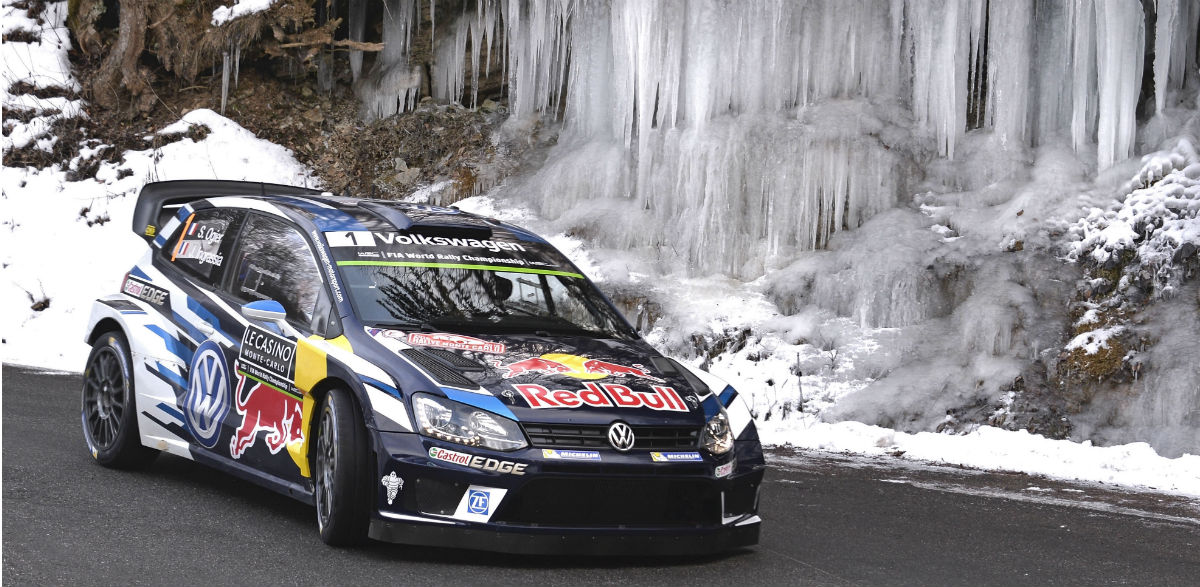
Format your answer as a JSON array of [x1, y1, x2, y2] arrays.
[[221, 212, 329, 485], [155, 206, 247, 460]]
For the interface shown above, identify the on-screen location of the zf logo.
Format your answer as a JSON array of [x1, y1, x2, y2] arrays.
[[466, 489, 490, 515], [184, 341, 230, 448]]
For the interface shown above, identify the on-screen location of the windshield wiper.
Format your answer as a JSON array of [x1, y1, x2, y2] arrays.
[[370, 320, 437, 331]]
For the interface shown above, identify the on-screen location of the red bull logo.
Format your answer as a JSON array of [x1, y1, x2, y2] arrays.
[[496, 354, 665, 383], [513, 382, 690, 412], [229, 372, 303, 459]]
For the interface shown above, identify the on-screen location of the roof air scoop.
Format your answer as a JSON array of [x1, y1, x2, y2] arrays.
[[359, 201, 494, 238]]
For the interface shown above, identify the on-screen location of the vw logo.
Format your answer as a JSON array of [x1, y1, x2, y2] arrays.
[[184, 340, 230, 448], [608, 421, 635, 451]]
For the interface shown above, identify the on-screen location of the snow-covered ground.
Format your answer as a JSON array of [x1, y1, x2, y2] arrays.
[[2, 1, 1198, 499]]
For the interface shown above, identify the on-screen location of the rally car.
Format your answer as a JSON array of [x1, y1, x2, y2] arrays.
[[82, 180, 763, 554]]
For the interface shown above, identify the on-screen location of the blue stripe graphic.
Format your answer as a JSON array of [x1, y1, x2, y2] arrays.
[[718, 385, 738, 407], [144, 324, 193, 363], [361, 376, 402, 399], [441, 387, 518, 421], [129, 265, 151, 280], [156, 402, 185, 424], [153, 362, 188, 389]]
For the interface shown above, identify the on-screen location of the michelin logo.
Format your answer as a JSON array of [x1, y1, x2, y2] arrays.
[[650, 451, 703, 462], [542, 449, 601, 461]]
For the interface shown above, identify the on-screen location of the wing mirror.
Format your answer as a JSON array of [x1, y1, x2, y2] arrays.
[[241, 299, 287, 323]]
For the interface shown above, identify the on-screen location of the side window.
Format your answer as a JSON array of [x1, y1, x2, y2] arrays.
[[546, 276, 605, 330], [230, 214, 324, 326], [163, 208, 243, 285]]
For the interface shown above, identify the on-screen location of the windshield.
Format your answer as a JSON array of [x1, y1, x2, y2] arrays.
[[340, 264, 634, 338], [322, 227, 634, 338]]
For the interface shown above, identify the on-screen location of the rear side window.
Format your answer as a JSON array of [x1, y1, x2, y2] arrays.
[[164, 208, 243, 285], [230, 214, 323, 325]]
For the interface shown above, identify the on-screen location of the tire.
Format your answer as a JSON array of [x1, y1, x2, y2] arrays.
[[81, 331, 157, 468], [313, 387, 370, 546]]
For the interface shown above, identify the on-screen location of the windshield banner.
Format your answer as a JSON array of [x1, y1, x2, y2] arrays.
[[323, 230, 581, 278]]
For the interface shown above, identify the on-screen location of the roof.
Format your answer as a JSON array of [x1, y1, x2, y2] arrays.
[[259, 194, 549, 245]]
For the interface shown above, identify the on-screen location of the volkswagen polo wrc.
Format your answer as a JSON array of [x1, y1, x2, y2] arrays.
[[83, 180, 763, 554]]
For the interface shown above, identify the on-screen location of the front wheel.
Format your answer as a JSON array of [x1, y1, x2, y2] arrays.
[[313, 387, 370, 545], [81, 331, 156, 468]]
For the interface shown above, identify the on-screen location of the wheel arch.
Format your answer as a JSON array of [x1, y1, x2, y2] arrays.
[[303, 375, 371, 469], [86, 317, 125, 346]]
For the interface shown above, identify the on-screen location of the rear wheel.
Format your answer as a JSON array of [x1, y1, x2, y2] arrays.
[[314, 387, 370, 545], [81, 331, 156, 468]]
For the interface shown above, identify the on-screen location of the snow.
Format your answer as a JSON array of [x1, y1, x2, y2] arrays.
[[211, 0, 277, 27], [3, 0, 1200, 502], [0, 107, 316, 367], [758, 419, 1200, 496], [1064, 326, 1122, 355], [1, 0, 82, 153], [1069, 138, 1200, 285]]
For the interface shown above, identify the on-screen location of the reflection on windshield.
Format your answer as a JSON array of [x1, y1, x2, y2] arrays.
[[341, 264, 634, 339]]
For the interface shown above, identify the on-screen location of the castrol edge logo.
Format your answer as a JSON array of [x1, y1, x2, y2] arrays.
[[427, 446, 528, 475]]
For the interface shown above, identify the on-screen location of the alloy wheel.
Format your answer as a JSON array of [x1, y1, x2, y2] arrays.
[[83, 347, 126, 449]]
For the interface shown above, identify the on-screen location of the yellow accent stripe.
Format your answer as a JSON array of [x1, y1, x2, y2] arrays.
[[325, 334, 353, 353], [287, 336, 330, 478]]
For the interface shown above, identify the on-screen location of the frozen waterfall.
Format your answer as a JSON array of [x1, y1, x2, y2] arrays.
[[355, 0, 1199, 278]]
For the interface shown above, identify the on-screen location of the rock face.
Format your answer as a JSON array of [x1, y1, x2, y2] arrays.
[[1057, 139, 1200, 457]]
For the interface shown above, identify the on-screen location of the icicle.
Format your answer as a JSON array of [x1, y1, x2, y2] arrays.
[[358, 0, 421, 120], [985, 0, 1032, 148], [1095, 0, 1144, 170], [1169, 0, 1199, 93], [1071, 0, 1097, 152], [221, 49, 231, 115], [234, 45, 241, 89], [349, 0, 366, 82], [1029, 0, 1074, 146], [905, 0, 972, 159], [1154, 0, 1179, 114]]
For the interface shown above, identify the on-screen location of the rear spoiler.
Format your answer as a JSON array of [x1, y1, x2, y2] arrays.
[[131, 180, 323, 242]]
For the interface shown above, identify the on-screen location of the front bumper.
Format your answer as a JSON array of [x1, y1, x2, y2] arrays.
[[368, 514, 761, 555], [369, 431, 764, 554]]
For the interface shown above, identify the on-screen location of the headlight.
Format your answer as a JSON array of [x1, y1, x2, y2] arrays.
[[412, 393, 527, 451], [701, 411, 734, 456]]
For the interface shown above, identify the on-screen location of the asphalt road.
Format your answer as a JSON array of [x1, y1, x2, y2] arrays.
[[4, 364, 1200, 586]]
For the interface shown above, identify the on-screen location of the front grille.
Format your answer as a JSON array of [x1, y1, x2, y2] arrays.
[[522, 423, 699, 450], [539, 463, 708, 476], [401, 348, 477, 388], [493, 477, 720, 527]]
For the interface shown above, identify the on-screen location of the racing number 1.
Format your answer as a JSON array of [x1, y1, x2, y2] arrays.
[[325, 231, 374, 247]]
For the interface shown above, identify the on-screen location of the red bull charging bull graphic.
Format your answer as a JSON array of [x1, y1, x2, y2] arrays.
[[230, 372, 303, 458], [496, 353, 665, 383]]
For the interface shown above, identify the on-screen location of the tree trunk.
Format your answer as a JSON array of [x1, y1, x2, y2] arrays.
[[89, 0, 152, 115]]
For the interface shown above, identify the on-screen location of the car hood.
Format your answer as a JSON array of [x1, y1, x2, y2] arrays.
[[362, 328, 709, 427]]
